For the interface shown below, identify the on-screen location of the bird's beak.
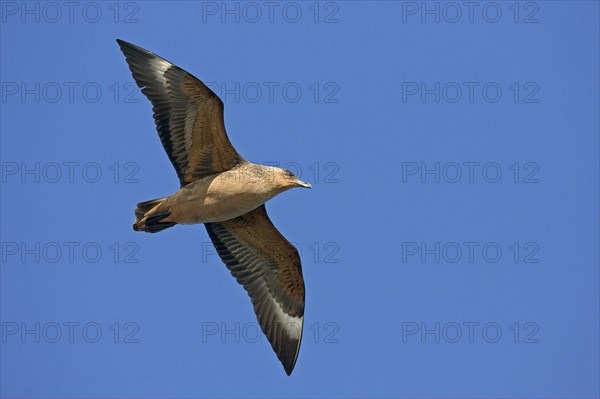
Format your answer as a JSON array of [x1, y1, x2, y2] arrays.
[[295, 179, 312, 189]]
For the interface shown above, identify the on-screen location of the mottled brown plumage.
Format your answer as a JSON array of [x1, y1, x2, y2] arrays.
[[117, 39, 311, 375], [206, 205, 305, 373]]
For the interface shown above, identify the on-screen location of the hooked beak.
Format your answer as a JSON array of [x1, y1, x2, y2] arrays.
[[295, 179, 312, 189]]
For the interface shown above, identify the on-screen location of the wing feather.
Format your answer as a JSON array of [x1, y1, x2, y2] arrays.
[[117, 39, 244, 186], [205, 205, 305, 375]]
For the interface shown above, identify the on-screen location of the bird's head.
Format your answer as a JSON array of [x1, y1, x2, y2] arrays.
[[274, 168, 312, 190]]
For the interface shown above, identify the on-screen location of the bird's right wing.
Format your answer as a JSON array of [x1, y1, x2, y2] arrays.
[[117, 39, 244, 186], [205, 205, 305, 375]]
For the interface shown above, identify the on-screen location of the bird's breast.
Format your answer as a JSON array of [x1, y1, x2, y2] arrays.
[[166, 171, 279, 224]]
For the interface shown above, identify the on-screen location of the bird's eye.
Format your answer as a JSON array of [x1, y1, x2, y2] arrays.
[[284, 169, 294, 177]]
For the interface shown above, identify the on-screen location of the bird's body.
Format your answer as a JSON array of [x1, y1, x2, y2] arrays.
[[135, 163, 300, 227], [117, 39, 310, 375]]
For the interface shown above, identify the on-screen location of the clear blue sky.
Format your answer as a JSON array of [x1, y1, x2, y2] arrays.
[[1, 1, 599, 398]]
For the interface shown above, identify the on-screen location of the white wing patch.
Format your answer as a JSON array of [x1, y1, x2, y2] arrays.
[[272, 297, 303, 341], [149, 57, 172, 85]]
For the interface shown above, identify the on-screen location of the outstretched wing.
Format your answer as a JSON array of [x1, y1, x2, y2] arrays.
[[117, 39, 244, 186], [205, 205, 305, 375]]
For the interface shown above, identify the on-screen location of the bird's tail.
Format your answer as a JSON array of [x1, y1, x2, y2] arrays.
[[133, 197, 176, 233]]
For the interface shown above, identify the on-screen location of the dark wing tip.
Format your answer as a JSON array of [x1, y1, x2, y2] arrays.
[[116, 39, 144, 64], [283, 354, 295, 375], [116, 38, 141, 51], [115, 39, 167, 65], [281, 332, 302, 375], [283, 355, 297, 375], [116, 38, 136, 52]]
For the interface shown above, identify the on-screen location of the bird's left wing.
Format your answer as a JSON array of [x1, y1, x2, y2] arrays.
[[117, 39, 244, 186], [205, 205, 305, 375]]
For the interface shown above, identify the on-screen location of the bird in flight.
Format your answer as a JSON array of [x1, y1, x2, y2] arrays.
[[117, 39, 311, 375]]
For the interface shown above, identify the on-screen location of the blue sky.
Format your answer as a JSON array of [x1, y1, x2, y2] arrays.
[[1, 1, 599, 398]]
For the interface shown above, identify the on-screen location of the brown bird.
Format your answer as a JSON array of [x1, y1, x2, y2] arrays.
[[117, 39, 310, 375]]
